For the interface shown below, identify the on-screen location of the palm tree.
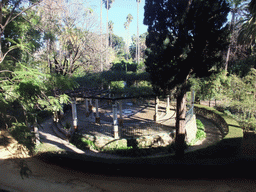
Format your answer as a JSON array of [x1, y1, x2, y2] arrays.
[[124, 21, 129, 60], [103, 0, 115, 67], [108, 20, 114, 48], [238, 0, 256, 46], [225, 0, 247, 71], [126, 14, 133, 60], [136, 0, 141, 65], [100, 0, 103, 72]]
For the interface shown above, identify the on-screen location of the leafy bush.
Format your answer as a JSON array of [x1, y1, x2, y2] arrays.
[[110, 81, 125, 90], [10, 122, 35, 154], [70, 133, 98, 151], [196, 119, 205, 130], [111, 61, 138, 72], [196, 129, 206, 140], [189, 119, 206, 145], [196, 119, 206, 141]]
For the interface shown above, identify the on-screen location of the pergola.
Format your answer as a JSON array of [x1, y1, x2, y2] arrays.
[[58, 87, 172, 139]]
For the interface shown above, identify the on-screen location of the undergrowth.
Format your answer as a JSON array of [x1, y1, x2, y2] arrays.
[[189, 119, 206, 145]]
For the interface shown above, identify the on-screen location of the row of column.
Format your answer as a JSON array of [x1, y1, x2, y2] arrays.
[[154, 95, 171, 122], [70, 98, 122, 139], [70, 95, 174, 138]]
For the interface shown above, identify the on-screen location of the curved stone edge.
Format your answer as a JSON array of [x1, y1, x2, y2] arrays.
[[194, 104, 243, 140]]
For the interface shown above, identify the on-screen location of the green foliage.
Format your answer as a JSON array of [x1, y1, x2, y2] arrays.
[[0, 64, 73, 155], [110, 33, 125, 51], [1, 7, 41, 69], [196, 119, 205, 130], [47, 74, 79, 93], [110, 81, 125, 90], [70, 133, 98, 151], [189, 119, 206, 145], [111, 60, 138, 72], [75, 71, 151, 90], [10, 123, 35, 154], [190, 70, 230, 102], [196, 129, 206, 141], [219, 68, 256, 130]]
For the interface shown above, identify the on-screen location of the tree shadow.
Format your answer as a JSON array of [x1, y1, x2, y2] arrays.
[[0, 131, 12, 147]]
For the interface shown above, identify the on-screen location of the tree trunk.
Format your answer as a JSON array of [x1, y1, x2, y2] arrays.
[[175, 85, 187, 159], [100, 0, 103, 72], [0, 1, 3, 61], [106, 0, 109, 67], [225, 8, 235, 72], [137, 1, 140, 65]]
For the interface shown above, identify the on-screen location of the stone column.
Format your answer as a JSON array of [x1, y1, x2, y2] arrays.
[[71, 99, 78, 130], [89, 99, 93, 112], [118, 100, 124, 126], [85, 98, 90, 117], [166, 95, 170, 114], [113, 101, 119, 139], [154, 96, 159, 122], [95, 99, 100, 123]]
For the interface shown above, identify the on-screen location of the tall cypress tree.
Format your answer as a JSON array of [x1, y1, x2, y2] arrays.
[[144, 0, 230, 158]]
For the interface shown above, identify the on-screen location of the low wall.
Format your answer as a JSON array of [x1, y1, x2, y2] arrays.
[[185, 114, 197, 143], [194, 104, 243, 139], [81, 132, 174, 150]]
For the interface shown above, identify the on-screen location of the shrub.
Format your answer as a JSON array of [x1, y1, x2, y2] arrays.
[[196, 119, 205, 130], [10, 122, 35, 154], [189, 119, 206, 145], [196, 129, 206, 140]]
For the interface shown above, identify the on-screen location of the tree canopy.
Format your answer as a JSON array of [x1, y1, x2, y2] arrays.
[[144, 0, 230, 95]]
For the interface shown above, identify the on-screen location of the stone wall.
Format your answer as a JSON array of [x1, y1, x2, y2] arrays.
[[81, 132, 174, 150]]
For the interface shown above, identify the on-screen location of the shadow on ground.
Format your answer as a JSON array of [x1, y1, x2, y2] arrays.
[[36, 137, 256, 180]]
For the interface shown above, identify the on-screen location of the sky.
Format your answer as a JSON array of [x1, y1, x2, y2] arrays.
[[89, 0, 148, 42]]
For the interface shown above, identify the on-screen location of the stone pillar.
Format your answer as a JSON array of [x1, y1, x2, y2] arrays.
[[95, 99, 100, 123], [154, 96, 159, 122], [118, 100, 124, 126], [113, 101, 119, 139], [166, 95, 170, 114], [85, 98, 90, 117], [71, 99, 78, 130], [89, 99, 93, 112]]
